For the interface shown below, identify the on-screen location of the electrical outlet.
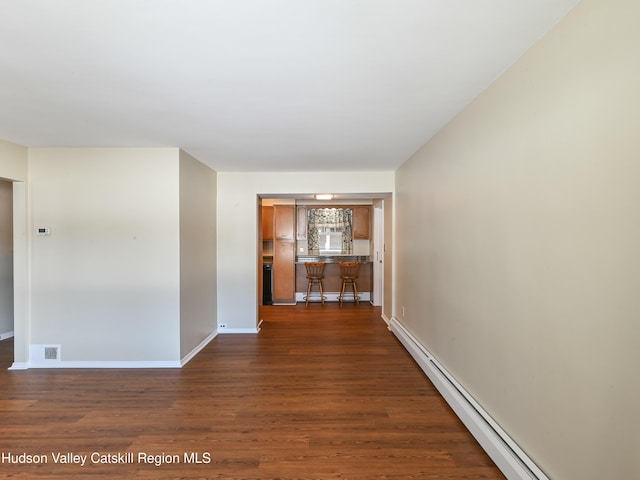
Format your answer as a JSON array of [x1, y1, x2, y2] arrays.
[[219, 324, 227, 329]]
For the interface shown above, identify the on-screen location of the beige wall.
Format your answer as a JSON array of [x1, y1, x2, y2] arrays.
[[217, 171, 394, 329], [179, 150, 217, 358], [13, 147, 217, 366], [394, 0, 639, 478], [0, 139, 27, 182], [28, 148, 182, 362]]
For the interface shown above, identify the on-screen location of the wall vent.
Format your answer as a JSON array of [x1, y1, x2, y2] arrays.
[[44, 347, 58, 360], [29, 344, 62, 363]]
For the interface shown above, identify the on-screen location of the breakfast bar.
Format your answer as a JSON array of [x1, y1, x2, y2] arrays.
[[295, 255, 372, 302]]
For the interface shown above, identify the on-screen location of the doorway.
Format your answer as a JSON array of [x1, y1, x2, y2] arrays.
[[372, 201, 384, 306], [257, 193, 392, 318], [0, 180, 13, 343]]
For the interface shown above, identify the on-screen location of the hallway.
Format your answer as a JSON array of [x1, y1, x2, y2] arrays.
[[0, 304, 504, 479]]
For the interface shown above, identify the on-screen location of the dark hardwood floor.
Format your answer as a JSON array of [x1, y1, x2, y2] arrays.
[[0, 304, 505, 479]]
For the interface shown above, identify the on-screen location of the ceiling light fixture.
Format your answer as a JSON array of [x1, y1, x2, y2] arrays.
[[315, 194, 333, 200]]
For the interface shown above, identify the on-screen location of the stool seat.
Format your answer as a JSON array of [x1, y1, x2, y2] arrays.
[[338, 261, 360, 306], [304, 262, 326, 306]]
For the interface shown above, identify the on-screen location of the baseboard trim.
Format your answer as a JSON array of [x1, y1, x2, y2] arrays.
[[294, 291, 371, 303], [180, 331, 218, 367], [22, 343, 184, 369], [8, 362, 29, 370], [7, 330, 240, 370], [388, 317, 549, 480], [217, 327, 259, 334], [19, 360, 183, 369], [0, 331, 14, 341]]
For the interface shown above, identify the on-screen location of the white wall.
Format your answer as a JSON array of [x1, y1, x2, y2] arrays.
[[28, 148, 181, 363], [179, 150, 217, 358], [394, 0, 639, 478], [217, 171, 394, 329]]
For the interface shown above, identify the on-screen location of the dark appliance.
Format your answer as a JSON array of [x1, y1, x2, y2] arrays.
[[262, 264, 273, 305]]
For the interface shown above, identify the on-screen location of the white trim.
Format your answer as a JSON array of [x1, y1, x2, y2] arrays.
[[19, 360, 183, 369], [8, 362, 29, 370], [380, 313, 391, 326], [180, 331, 218, 367], [372, 202, 384, 306], [295, 291, 371, 303], [12, 181, 28, 368], [17, 334, 222, 369], [0, 331, 14, 341], [218, 327, 260, 334], [388, 317, 549, 480]]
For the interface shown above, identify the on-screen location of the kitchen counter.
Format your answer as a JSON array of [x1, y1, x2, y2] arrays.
[[296, 255, 371, 264]]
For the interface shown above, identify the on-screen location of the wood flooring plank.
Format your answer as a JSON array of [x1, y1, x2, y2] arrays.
[[0, 304, 505, 479]]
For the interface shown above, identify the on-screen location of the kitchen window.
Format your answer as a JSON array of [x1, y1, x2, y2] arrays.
[[317, 226, 343, 253], [307, 208, 353, 255]]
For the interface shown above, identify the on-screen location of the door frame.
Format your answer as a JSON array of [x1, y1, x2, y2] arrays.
[[372, 200, 384, 306], [8, 180, 27, 369]]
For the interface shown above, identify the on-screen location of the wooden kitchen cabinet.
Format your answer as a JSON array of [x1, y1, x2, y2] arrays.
[[262, 206, 274, 240], [352, 206, 371, 239], [274, 205, 295, 240], [273, 205, 296, 303], [273, 240, 296, 303]]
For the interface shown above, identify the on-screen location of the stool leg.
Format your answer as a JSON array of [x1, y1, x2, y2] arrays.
[[353, 280, 359, 304], [319, 280, 325, 305], [306, 279, 312, 306], [339, 279, 346, 307]]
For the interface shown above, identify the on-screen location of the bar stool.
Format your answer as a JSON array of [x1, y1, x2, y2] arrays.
[[338, 262, 360, 306], [304, 262, 326, 306]]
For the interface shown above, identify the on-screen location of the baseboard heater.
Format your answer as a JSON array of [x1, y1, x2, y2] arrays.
[[388, 317, 549, 480]]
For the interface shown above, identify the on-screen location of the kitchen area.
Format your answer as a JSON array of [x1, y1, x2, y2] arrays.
[[261, 196, 376, 305]]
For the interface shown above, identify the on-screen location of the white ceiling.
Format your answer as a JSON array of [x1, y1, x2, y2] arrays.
[[0, 0, 580, 172]]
